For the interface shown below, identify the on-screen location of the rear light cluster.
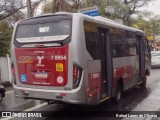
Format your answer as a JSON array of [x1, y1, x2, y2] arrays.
[[73, 64, 82, 89], [11, 62, 16, 84]]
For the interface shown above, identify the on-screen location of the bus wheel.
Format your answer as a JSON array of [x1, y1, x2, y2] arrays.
[[113, 83, 122, 103]]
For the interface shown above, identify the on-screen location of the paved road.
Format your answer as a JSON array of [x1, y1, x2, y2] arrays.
[[1, 69, 160, 119]]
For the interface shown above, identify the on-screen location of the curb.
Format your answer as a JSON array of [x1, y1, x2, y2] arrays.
[[0, 81, 12, 87]]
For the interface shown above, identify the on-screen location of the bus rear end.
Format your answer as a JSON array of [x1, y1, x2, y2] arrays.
[[11, 14, 85, 104]]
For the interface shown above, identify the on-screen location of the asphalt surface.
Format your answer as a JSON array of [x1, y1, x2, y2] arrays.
[[1, 69, 160, 120]]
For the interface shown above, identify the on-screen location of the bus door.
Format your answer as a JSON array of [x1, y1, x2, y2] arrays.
[[137, 35, 145, 81], [98, 28, 112, 99]]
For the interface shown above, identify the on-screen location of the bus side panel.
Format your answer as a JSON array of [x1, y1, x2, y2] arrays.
[[11, 23, 20, 85], [112, 57, 138, 92], [66, 14, 89, 104], [87, 60, 101, 104]]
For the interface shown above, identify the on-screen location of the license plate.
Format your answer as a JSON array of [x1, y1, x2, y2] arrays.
[[35, 72, 48, 79]]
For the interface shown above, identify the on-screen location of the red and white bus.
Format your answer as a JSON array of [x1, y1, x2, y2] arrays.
[[11, 12, 151, 105]]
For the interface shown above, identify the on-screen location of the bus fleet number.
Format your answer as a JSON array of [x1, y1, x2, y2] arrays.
[[91, 73, 100, 79], [51, 55, 67, 60]]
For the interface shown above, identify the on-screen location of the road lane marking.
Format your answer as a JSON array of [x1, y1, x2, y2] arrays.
[[0, 116, 13, 120], [5, 91, 14, 94], [24, 102, 47, 111], [0, 102, 48, 120]]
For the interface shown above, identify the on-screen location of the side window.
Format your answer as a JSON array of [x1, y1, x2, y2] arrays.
[[126, 31, 137, 56], [84, 21, 100, 60], [110, 29, 128, 57], [144, 38, 150, 54], [117, 30, 129, 57], [110, 28, 118, 57], [110, 30, 137, 57], [136, 36, 140, 55], [118, 30, 128, 57]]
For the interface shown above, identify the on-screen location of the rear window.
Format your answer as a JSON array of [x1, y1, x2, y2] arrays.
[[15, 15, 72, 43]]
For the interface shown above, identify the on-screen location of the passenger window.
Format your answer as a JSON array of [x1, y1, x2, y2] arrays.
[[110, 29, 128, 57], [126, 31, 137, 56], [144, 38, 150, 54], [110, 29, 137, 57], [84, 21, 100, 60], [110, 32, 118, 57]]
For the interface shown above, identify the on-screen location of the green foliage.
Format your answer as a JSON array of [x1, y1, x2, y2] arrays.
[[132, 12, 160, 35], [108, 0, 154, 26], [0, 21, 12, 57], [43, 0, 106, 13], [42, 0, 160, 36], [42, 0, 154, 26], [43, 0, 55, 13]]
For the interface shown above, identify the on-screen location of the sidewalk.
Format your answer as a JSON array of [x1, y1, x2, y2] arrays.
[[123, 82, 160, 120]]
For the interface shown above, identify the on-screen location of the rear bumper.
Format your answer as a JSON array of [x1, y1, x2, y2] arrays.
[[13, 84, 87, 105]]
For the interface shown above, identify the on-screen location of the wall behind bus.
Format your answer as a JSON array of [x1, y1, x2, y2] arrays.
[[0, 57, 10, 83]]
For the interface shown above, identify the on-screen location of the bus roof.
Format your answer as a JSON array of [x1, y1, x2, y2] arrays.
[[19, 12, 144, 35], [77, 13, 144, 34]]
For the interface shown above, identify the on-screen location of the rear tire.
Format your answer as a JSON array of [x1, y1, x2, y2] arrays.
[[0, 92, 3, 103], [113, 83, 122, 103]]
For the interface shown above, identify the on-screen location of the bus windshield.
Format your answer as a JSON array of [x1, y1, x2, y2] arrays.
[[16, 19, 71, 43]]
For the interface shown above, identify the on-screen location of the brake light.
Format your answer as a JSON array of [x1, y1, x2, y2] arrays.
[[73, 67, 77, 83], [73, 64, 82, 89], [60, 93, 66, 97]]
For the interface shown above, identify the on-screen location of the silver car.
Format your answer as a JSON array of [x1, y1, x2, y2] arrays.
[[151, 51, 160, 68]]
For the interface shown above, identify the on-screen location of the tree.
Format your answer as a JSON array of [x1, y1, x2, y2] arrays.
[[0, 21, 12, 57], [42, 0, 154, 26], [109, 0, 154, 26], [5, 11, 25, 26], [43, 0, 105, 13], [0, 0, 26, 21], [123, 0, 153, 26], [0, 0, 49, 57], [132, 12, 160, 35], [0, 0, 45, 22], [43, 0, 57, 13]]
